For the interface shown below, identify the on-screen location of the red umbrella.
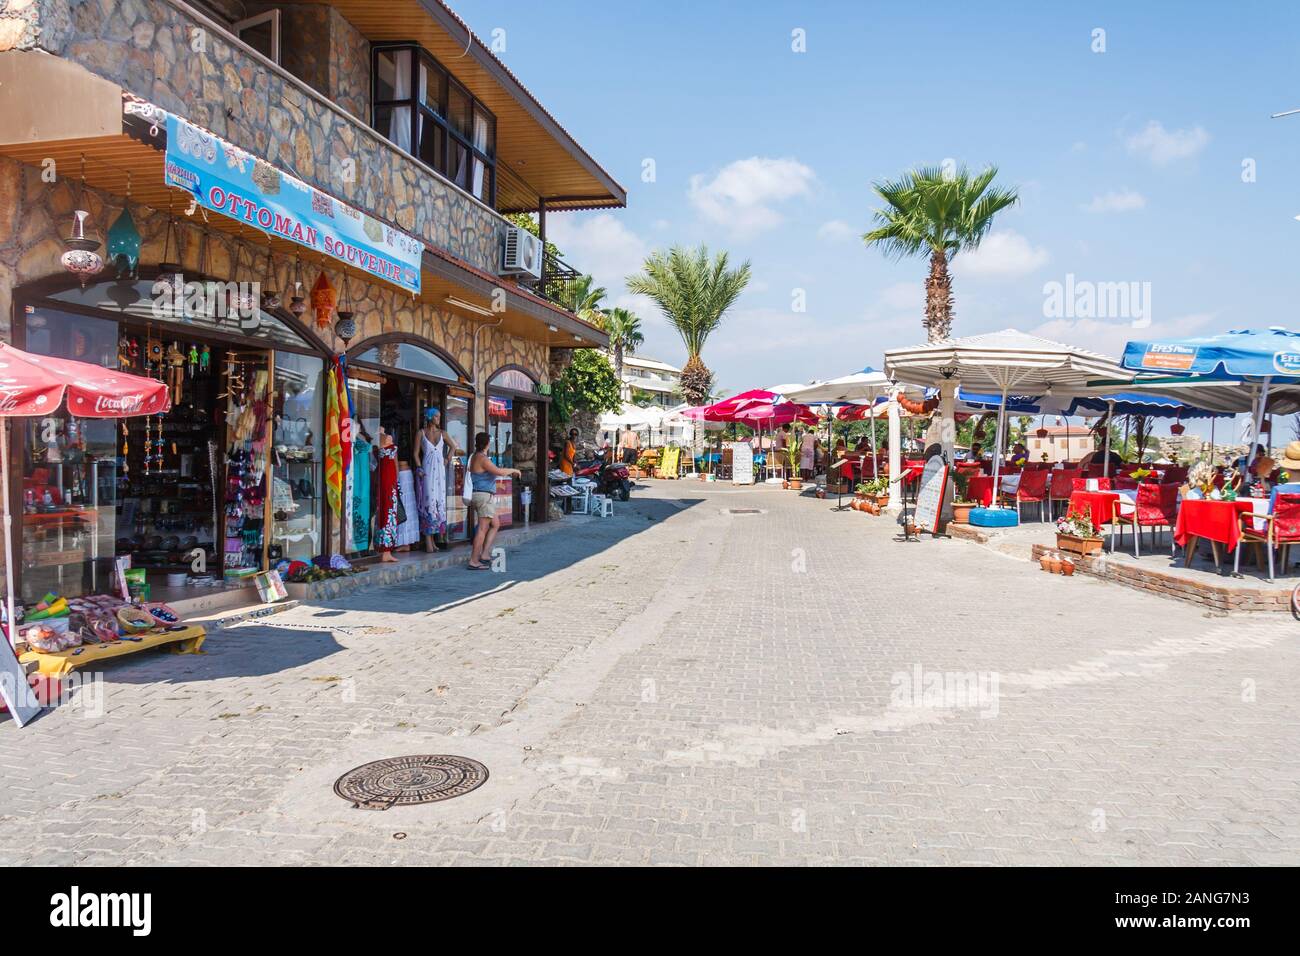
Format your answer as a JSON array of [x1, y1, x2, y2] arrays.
[[0, 343, 171, 417], [0, 343, 170, 726], [685, 389, 779, 423], [733, 402, 818, 426]]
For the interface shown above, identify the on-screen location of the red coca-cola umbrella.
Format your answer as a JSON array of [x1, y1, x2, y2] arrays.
[[0, 343, 169, 727]]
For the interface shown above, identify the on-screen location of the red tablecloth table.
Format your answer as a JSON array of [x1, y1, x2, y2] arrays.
[[967, 475, 996, 506], [1173, 498, 1255, 566], [1066, 490, 1121, 533]]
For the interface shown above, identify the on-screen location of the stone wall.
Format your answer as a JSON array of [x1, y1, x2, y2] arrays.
[[2, 0, 504, 274], [0, 157, 548, 394]]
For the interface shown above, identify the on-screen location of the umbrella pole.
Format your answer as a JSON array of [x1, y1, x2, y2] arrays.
[[1103, 400, 1113, 479], [991, 387, 1007, 505], [2, 420, 15, 650], [1253, 377, 1272, 458], [870, 398, 879, 479]]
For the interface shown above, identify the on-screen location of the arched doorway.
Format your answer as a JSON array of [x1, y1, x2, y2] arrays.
[[344, 334, 474, 552], [485, 364, 549, 525]]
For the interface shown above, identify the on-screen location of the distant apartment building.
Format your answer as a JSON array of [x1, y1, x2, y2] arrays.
[[1027, 425, 1093, 463], [617, 355, 681, 408]]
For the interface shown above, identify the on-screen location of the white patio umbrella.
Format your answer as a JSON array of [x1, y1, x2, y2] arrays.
[[783, 369, 919, 479], [884, 329, 1132, 503]]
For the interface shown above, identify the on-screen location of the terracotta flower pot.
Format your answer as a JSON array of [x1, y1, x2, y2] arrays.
[[782, 480, 790, 490], [1039, 555, 1053, 572], [1047, 556, 1062, 573], [789, 479, 803, 491], [1060, 560, 1076, 576], [953, 502, 974, 525]]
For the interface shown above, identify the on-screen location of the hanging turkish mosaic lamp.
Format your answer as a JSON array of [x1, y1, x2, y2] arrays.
[[260, 235, 281, 310], [61, 156, 103, 285], [106, 174, 142, 279], [158, 196, 185, 284], [61, 209, 103, 285], [288, 253, 307, 316], [333, 271, 356, 343], [310, 268, 336, 330]]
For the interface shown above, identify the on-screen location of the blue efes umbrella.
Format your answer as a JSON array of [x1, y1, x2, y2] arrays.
[[1123, 327, 1300, 378], [1122, 327, 1300, 445]]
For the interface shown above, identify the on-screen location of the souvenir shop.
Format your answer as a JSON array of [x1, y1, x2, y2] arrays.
[[344, 336, 474, 555], [12, 268, 326, 607]]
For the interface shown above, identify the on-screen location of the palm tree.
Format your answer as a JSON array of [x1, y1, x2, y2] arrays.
[[600, 306, 644, 383], [556, 274, 607, 325], [627, 244, 751, 406], [864, 165, 1019, 342]]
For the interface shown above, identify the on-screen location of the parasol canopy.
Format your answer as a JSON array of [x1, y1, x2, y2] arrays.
[[0, 342, 171, 418], [732, 402, 818, 426]]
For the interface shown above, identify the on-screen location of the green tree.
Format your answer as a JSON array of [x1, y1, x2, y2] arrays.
[[600, 306, 644, 383], [551, 349, 623, 425], [626, 244, 751, 406], [864, 165, 1019, 342], [554, 274, 607, 326]]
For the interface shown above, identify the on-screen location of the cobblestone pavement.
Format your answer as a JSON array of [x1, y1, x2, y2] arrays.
[[3, 481, 1298, 865]]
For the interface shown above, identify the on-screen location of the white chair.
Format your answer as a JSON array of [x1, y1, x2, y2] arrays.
[[589, 494, 613, 517]]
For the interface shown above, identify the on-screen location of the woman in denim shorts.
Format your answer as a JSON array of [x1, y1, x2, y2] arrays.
[[467, 431, 521, 570]]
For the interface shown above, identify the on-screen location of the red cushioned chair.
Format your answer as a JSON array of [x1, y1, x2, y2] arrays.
[[999, 468, 1050, 521], [1049, 469, 1081, 518], [1234, 493, 1300, 581], [1162, 466, 1188, 484], [1110, 482, 1179, 557], [1113, 477, 1138, 490]]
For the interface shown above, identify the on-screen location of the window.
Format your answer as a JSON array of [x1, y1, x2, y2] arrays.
[[234, 10, 282, 65], [373, 43, 497, 205]]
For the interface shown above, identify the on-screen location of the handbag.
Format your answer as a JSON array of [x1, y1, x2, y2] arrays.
[[461, 460, 473, 504]]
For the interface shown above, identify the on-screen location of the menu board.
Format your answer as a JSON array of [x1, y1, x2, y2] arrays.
[[728, 442, 754, 484], [1, 637, 41, 727], [914, 455, 952, 535], [659, 447, 681, 478]]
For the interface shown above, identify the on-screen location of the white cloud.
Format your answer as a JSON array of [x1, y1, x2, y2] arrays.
[[1125, 121, 1209, 165], [954, 230, 1050, 279], [687, 157, 816, 237], [877, 281, 921, 313], [546, 212, 648, 291], [1031, 312, 1216, 361], [817, 219, 858, 242], [1083, 189, 1146, 213]]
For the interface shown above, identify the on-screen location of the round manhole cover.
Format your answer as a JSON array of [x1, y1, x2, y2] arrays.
[[333, 755, 489, 811]]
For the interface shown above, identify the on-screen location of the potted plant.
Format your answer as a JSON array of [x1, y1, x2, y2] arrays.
[[1055, 506, 1104, 556], [786, 430, 804, 491], [951, 471, 977, 524]]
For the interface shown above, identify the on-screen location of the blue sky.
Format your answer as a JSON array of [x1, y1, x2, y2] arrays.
[[455, 0, 1300, 440]]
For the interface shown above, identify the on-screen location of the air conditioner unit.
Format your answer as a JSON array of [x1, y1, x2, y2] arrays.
[[501, 226, 543, 279]]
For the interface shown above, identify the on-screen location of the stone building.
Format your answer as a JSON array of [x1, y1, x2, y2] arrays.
[[0, 0, 624, 606]]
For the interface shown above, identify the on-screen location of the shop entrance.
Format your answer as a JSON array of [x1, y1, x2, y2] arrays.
[[485, 367, 549, 525], [14, 276, 325, 606], [345, 338, 472, 556]]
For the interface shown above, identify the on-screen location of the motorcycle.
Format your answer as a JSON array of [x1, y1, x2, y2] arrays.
[[575, 447, 633, 501]]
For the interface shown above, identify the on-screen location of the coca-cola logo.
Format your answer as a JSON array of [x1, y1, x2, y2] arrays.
[[94, 394, 146, 414]]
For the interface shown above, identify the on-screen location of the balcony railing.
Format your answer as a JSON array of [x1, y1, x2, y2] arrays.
[[538, 250, 582, 305]]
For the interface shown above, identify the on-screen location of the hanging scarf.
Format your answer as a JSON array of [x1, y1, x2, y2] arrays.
[[324, 365, 343, 516], [333, 355, 352, 476]]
